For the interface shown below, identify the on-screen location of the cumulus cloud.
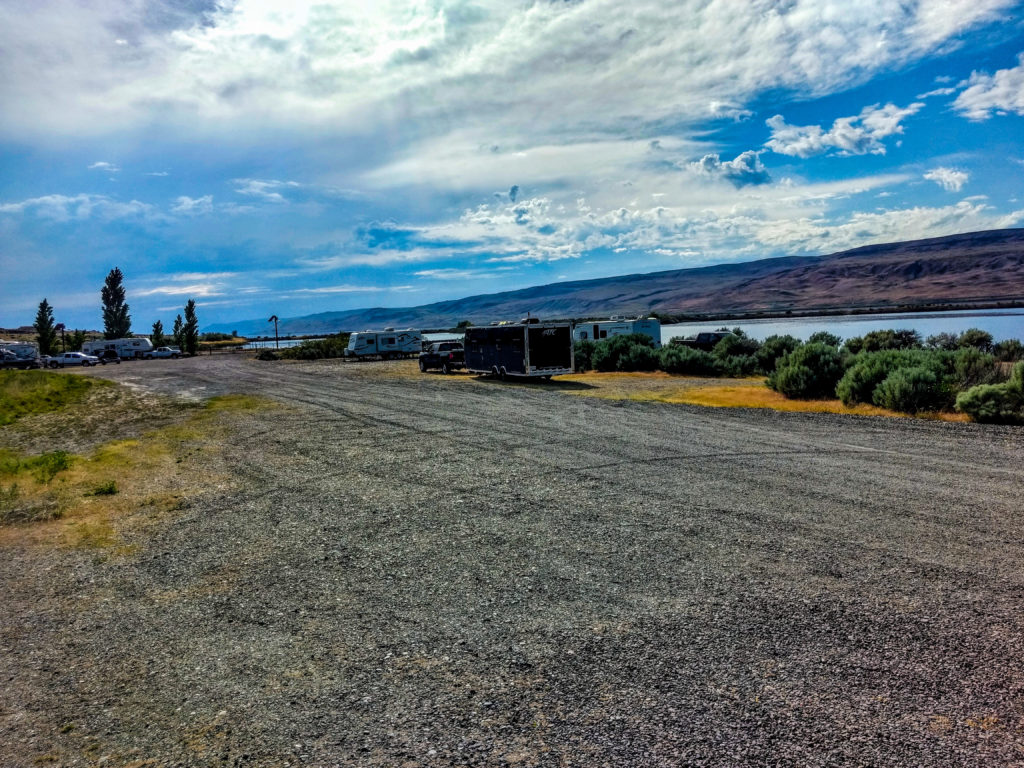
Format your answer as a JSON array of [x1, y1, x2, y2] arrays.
[[688, 151, 770, 186], [924, 167, 969, 191], [765, 102, 925, 158], [0, 193, 154, 222], [954, 53, 1024, 119], [171, 195, 213, 214]]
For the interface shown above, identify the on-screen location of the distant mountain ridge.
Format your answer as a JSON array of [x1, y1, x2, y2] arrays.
[[209, 228, 1024, 336]]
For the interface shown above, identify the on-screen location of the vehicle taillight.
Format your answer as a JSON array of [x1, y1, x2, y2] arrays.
[[448, 352, 453, 359]]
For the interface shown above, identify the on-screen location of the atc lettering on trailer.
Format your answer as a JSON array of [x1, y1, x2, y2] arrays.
[[464, 321, 574, 379]]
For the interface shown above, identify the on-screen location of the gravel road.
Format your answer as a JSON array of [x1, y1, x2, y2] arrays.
[[3, 354, 1024, 767]]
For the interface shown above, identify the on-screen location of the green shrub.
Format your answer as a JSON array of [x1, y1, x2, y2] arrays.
[[591, 334, 656, 372], [873, 366, 943, 413], [712, 334, 761, 360], [718, 354, 759, 377], [767, 343, 844, 399], [574, 340, 596, 372], [955, 363, 1024, 424], [994, 338, 1024, 362], [949, 347, 999, 390], [926, 332, 959, 351], [843, 329, 922, 354], [806, 330, 842, 348], [615, 343, 659, 371], [255, 349, 280, 361], [26, 451, 71, 484], [657, 345, 722, 376], [278, 333, 351, 360], [837, 349, 945, 406], [755, 335, 801, 373], [957, 328, 993, 352]]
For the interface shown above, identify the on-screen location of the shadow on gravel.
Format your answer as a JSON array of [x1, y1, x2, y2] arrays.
[[469, 374, 595, 390]]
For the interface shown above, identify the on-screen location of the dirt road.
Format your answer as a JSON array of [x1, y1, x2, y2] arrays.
[[3, 354, 1024, 766]]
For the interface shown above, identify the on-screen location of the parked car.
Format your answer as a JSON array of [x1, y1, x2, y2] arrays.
[[96, 349, 121, 365], [418, 341, 465, 374], [143, 346, 182, 359], [670, 331, 737, 352], [57, 352, 100, 367]]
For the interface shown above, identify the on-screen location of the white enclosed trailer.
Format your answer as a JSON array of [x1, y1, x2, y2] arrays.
[[572, 317, 661, 348], [344, 328, 423, 359]]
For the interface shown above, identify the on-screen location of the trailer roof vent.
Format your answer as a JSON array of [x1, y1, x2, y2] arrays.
[[520, 317, 540, 324]]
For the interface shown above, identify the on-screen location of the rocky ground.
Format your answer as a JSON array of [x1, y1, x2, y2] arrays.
[[2, 354, 1023, 767]]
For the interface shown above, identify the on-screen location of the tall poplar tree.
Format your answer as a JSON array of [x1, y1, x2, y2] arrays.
[[172, 314, 184, 351], [151, 320, 166, 347], [101, 267, 132, 339], [182, 299, 199, 356], [34, 299, 58, 355]]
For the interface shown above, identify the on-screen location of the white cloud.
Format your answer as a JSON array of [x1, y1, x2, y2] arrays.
[[0, 0, 1013, 142], [0, 193, 154, 222], [233, 179, 300, 203], [765, 102, 924, 158], [171, 195, 214, 215], [924, 167, 969, 192], [954, 53, 1024, 119], [414, 268, 508, 281], [137, 283, 224, 298], [88, 161, 120, 173], [688, 151, 770, 186], [917, 86, 956, 99]]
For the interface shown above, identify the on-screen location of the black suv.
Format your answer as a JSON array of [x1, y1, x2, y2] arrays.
[[418, 342, 465, 374], [671, 331, 736, 352], [96, 349, 121, 364]]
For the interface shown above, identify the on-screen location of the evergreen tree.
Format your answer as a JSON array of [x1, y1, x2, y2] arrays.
[[151, 320, 165, 347], [172, 314, 184, 351], [68, 329, 87, 352], [182, 299, 199, 356], [34, 299, 58, 355], [101, 267, 132, 339]]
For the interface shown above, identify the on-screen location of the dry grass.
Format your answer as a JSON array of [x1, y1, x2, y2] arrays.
[[558, 371, 969, 421], [0, 394, 276, 551]]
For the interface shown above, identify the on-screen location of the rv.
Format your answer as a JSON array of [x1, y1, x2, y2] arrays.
[[0, 340, 40, 368], [572, 316, 662, 348], [82, 337, 154, 360], [344, 328, 423, 359], [464, 320, 574, 379]]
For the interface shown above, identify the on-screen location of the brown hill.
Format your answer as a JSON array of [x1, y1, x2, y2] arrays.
[[211, 229, 1024, 335]]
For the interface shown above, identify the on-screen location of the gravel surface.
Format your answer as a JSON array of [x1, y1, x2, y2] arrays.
[[3, 354, 1024, 767]]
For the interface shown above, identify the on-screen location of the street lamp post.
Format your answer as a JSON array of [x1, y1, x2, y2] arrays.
[[268, 315, 279, 350]]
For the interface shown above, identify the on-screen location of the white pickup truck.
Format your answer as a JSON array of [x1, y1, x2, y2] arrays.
[[143, 346, 182, 359]]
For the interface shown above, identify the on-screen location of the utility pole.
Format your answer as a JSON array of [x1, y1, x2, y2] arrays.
[[56, 323, 66, 352], [268, 315, 279, 349]]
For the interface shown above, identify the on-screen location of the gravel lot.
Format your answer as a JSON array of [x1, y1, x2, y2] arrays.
[[3, 354, 1024, 767]]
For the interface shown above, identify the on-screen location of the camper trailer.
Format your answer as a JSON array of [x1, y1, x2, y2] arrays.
[[82, 337, 154, 360], [344, 328, 423, 359], [0, 340, 40, 368], [464, 320, 574, 379], [572, 316, 662, 348]]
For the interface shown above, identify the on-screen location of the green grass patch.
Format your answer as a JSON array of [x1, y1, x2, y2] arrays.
[[0, 370, 101, 426], [86, 480, 118, 496]]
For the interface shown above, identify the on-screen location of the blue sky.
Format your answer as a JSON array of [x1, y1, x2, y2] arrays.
[[2, 1, 1023, 332]]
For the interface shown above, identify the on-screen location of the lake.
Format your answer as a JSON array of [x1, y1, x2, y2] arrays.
[[661, 308, 1024, 345]]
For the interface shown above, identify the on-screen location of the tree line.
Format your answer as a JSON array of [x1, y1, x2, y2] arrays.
[[32, 268, 200, 356]]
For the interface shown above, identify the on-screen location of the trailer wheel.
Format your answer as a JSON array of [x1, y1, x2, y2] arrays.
[[499, 367, 507, 381], [441, 362, 450, 375]]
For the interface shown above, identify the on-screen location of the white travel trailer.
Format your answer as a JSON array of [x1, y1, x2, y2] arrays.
[[572, 317, 662, 348], [0, 340, 40, 368], [82, 336, 155, 360], [344, 328, 423, 359]]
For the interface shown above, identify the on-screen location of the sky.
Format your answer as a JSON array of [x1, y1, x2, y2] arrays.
[[2, 0, 1024, 333]]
